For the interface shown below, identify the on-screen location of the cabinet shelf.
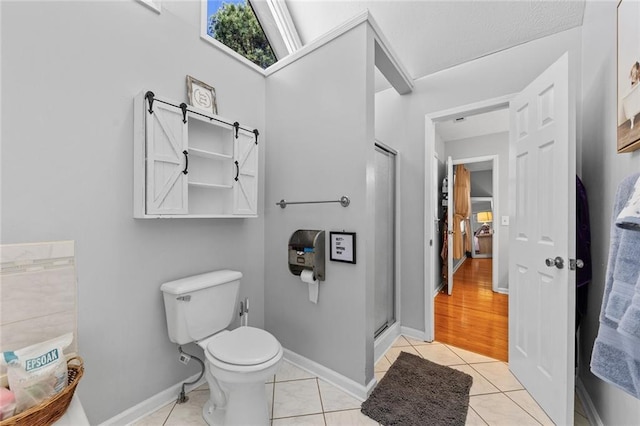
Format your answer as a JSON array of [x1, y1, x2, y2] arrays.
[[189, 147, 233, 161], [188, 181, 234, 189]]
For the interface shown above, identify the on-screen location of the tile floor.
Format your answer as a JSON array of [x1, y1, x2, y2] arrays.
[[133, 336, 589, 425]]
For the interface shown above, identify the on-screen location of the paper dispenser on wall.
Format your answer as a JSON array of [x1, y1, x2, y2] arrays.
[[288, 230, 325, 281]]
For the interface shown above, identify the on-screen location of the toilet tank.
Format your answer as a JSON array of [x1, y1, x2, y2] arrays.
[[160, 270, 242, 345]]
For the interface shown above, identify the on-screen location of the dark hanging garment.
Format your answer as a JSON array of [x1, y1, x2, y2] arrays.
[[576, 175, 592, 329]]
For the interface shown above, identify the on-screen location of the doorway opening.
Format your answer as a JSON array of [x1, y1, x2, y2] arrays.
[[439, 150, 505, 360], [442, 154, 500, 296], [424, 95, 511, 346]]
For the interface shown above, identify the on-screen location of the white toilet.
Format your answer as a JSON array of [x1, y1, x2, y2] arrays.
[[161, 270, 283, 426]]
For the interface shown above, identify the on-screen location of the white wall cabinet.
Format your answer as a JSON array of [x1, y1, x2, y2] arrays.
[[134, 91, 259, 218]]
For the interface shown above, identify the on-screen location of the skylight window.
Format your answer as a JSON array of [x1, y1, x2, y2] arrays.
[[206, 0, 277, 69]]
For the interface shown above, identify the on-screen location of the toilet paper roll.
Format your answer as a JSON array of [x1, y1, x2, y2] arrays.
[[300, 269, 319, 303]]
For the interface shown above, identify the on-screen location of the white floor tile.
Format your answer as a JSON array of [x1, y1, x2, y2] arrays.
[[447, 345, 499, 364], [325, 409, 379, 426], [374, 370, 386, 383], [470, 393, 539, 426], [414, 343, 466, 365], [275, 361, 315, 382], [505, 390, 554, 425], [374, 356, 391, 372], [266, 383, 274, 419], [383, 346, 420, 363], [470, 362, 524, 392], [273, 378, 323, 418], [130, 401, 175, 426], [133, 338, 587, 426], [318, 379, 362, 412], [405, 336, 432, 346], [164, 390, 208, 426], [465, 407, 489, 425], [449, 364, 500, 396], [272, 413, 326, 425], [391, 335, 411, 347]]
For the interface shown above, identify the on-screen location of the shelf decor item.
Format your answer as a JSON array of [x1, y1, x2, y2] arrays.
[[617, 0, 640, 153], [0, 356, 84, 426], [187, 75, 218, 115]]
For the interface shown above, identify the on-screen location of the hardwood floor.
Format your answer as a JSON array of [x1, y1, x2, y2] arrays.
[[435, 257, 508, 361]]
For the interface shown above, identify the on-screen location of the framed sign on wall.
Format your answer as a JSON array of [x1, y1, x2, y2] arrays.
[[187, 75, 218, 115], [617, 0, 640, 153], [330, 232, 356, 264]]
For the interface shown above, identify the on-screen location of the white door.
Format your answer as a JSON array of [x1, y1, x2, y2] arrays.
[[509, 52, 575, 425], [432, 153, 441, 297], [146, 101, 188, 215], [446, 156, 454, 295], [233, 129, 259, 215]]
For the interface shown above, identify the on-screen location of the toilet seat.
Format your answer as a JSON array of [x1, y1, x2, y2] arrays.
[[206, 327, 281, 366]]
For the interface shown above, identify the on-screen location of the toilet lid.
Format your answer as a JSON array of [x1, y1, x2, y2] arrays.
[[207, 327, 280, 366]]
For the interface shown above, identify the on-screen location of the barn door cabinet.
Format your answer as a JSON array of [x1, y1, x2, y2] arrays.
[[134, 91, 259, 218]]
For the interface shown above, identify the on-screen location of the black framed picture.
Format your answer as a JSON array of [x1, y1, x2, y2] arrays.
[[617, 0, 640, 153], [330, 232, 356, 264]]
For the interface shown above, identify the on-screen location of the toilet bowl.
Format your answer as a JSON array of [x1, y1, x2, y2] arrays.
[[197, 327, 283, 425], [160, 270, 283, 426]]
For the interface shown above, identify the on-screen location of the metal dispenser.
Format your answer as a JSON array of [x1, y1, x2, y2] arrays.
[[288, 230, 325, 281]]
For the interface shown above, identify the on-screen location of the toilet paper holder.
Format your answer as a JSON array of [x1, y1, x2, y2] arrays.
[[288, 230, 325, 281]]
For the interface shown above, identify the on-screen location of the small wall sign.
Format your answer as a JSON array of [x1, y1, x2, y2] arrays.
[[330, 232, 356, 264], [187, 75, 218, 115]]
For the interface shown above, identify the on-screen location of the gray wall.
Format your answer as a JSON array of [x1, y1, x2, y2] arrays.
[[445, 132, 509, 291], [264, 24, 376, 387], [579, 1, 640, 424], [1, 1, 266, 423], [471, 170, 493, 197]]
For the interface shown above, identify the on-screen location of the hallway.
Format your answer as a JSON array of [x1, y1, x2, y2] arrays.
[[435, 258, 508, 361]]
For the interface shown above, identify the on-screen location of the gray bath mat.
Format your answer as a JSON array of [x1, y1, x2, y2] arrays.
[[361, 351, 473, 426]]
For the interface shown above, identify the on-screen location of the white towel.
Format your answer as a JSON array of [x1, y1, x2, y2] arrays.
[[616, 175, 640, 231], [591, 173, 640, 400]]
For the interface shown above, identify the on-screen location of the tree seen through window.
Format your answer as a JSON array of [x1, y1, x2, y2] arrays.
[[207, 0, 277, 69]]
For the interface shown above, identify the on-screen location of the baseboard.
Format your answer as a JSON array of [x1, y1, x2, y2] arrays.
[[452, 255, 467, 274], [99, 372, 206, 426], [374, 322, 401, 362], [283, 349, 373, 401], [576, 377, 604, 426], [434, 281, 444, 296], [400, 326, 428, 342]]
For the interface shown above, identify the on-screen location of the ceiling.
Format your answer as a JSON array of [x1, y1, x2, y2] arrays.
[[284, 0, 585, 91], [436, 108, 509, 143], [435, 108, 509, 169], [280, 1, 584, 143]]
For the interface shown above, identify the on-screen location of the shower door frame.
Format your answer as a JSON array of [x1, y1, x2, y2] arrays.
[[373, 141, 401, 341]]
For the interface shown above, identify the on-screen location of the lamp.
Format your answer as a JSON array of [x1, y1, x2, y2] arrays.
[[477, 211, 493, 224]]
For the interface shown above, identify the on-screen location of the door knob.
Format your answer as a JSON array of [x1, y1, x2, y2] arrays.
[[545, 256, 564, 269]]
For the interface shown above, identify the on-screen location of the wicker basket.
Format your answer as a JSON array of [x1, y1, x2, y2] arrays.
[[0, 356, 84, 426]]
